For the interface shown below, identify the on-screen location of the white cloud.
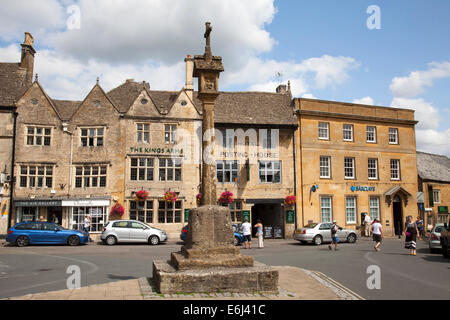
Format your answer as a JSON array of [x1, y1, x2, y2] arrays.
[[352, 96, 374, 105], [390, 61, 450, 98], [416, 129, 450, 156], [301, 93, 317, 99], [391, 97, 440, 130]]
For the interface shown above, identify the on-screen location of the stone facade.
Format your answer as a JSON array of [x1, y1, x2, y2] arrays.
[[294, 98, 419, 237]]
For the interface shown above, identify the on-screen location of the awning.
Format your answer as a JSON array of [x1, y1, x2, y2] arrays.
[[384, 186, 413, 206], [245, 198, 284, 204]]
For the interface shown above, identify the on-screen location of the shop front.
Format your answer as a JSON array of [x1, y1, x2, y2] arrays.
[[61, 199, 111, 232], [247, 199, 291, 239], [14, 199, 63, 224]]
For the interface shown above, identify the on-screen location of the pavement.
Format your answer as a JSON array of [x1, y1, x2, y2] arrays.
[[3, 265, 362, 300]]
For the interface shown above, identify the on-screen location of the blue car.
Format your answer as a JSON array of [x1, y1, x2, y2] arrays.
[[6, 222, 89, 247], [180, 223, 244, 246]]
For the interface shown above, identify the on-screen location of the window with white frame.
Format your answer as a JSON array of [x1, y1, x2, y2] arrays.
[[164, 124, 177, 144], [158, 200, 182, 223], [320, 156, 331, 178], [343, 124, 353, 141], [26, 126, 51, 146], [433, 190, 441, 204], [129, 200, 153, 223], [368, 158, 378, 180], [137, 123, 150, 143], [369, 196, 380, 220], [390, 159, 401, 180], [318, 122, 329, 140], [229, 201, 243, 223], [346, 196, 357, 224], [19, 165, 53, 188], [320, 196, 332, 222], [258, 161, 281, 183], [75, 165, 107, 188], [366, 126, 376, 143], [81, 128, 104, 147], [130, 158, 154, 181], [344, 157, 355, 179], [389, 128, 399, 144], [217, 161, 238, 183], [159, 158, 182, 181], [71, 206, 106, 232]]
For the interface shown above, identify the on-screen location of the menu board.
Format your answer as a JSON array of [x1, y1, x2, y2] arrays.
[[264, 226, 273, 239], [274, 226, 283, 239]]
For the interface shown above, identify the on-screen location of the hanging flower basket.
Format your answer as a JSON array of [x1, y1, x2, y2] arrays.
[[196, 193, 202, 205], [109, 203, 125, 219], [284, 195, 296, 207], [163, 191, 177, 203], [219, 191, 234, 205], [135, 190, 149, 201]]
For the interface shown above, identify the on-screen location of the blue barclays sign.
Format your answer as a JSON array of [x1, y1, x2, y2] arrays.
[[351, 186, 376, 192]]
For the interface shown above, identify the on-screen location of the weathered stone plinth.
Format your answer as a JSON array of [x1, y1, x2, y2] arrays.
[[153, 260, 279, 294]]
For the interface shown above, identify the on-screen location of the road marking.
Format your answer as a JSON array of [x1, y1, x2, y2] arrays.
[[0, 261, 10, 269]]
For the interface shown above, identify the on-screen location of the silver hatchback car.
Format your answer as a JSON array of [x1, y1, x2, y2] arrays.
[[429, 223, 444, 253], [101, 220, 167, 245], [294, 222, 358, 245]]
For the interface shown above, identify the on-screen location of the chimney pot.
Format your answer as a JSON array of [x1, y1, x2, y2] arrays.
[[276, 84, 287, 94]]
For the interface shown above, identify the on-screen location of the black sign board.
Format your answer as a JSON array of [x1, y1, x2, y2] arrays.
[[274, 226, 283, 239], [264, 226, 273, 239]]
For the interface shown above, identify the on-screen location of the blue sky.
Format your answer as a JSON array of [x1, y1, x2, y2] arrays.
[[0, 0, 449, 155]]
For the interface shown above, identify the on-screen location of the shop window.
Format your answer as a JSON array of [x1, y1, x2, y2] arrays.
[[81, 128, 104, 147], [71, 206, 106, 232], [19, 165, 53, 189], [130, 158, 154, 181], [229, 201, 243, 223], [26, 126, 51, 146], [129, 200, 153, 223], [75, 165, 107, 188], [18, 207, 38, 222], [258, 161, 281, 183], [217, 160, 238, 183], [346, 197, 357, 224], [159, 158, 182, 181], [164, 124, 177, 144], [158, 200, 182, 223], [137, 123, 150, 143], [320, 196, 332, 222]]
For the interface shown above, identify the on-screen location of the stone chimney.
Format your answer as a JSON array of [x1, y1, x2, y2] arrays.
[[276, 84, 287, 94], [20, 32, 36, 86], [184, 55, 194, 100]]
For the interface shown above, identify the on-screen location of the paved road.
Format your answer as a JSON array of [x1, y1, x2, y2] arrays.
[[0, 238, 448, 299]]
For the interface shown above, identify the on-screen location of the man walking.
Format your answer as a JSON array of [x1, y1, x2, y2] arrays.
[[241, 218, 252, 249], [364, 213, 372, 237], [371, 218, 383, 251], [84, 214, 92, 242], [328, 221, 341, 250]]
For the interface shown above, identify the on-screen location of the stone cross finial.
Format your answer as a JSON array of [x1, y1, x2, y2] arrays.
[[204, 22, 213, 60]]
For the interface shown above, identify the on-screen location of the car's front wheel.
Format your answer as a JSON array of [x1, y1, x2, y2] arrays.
[[313, 235, 322, 246], [149, 235, 160, 245], [16, 235, 29, 247], [105, 235, 117, 246], [347, 233, 357, 243], [68, 235, 80, 246]]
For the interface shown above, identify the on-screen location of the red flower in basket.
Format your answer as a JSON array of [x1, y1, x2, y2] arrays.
[[163, 191, 177, 203], [284, 195, 296, 207], [196, 193, 202, 204], [110, 203, 125, 217], [219, 191, 234, 204], [135, 190, 149, 201]]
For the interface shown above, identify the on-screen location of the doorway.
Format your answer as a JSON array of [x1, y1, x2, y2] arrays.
[[393, 196, 403, 236], [47, 207, 62, 225], [251, 203, 284, 239]]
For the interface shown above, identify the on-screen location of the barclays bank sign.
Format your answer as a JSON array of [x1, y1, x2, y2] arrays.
[[351, 186, 376, 192]]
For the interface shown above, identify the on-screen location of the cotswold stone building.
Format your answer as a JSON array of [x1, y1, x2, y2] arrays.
[[294, 98, 419, 237]]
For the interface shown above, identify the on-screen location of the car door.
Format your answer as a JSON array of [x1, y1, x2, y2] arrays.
[[129, 222, 148, 242], [319, 223, 332, 242], [39, 223, 61, 243], [112, 221, 131, 242], [27, 222, 45, 243]]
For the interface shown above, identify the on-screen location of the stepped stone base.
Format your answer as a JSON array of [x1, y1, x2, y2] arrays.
[[171, 252, 254, 270], [153, 260, 279, 294]]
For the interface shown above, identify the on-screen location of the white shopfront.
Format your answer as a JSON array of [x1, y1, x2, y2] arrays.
[[62, 199, 110, 233]]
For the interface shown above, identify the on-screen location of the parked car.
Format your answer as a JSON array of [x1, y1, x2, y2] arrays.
[[6, 222, 89, 247], [101, 220, 167, 245], [180, 223, 244, 246], [293, 222, 358, 245], [440, 223, 450, 258], [429, 223, 444, 253]]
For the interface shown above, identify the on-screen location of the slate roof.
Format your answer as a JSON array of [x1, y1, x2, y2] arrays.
[[417, 151, 450, 183], [0, 63, 28, 106]]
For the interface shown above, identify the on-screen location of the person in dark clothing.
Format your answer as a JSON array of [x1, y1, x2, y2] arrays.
[[404, 216, 419, 256]]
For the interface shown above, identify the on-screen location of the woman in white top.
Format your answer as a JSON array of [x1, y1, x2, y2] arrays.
[[371, 219, 383, 251]]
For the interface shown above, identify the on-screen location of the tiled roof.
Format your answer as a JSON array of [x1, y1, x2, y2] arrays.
[[107, 81, 148, 113], [52, 100, 82, 121], [417, 151, 450, 183], [0, 63, 28, 106]]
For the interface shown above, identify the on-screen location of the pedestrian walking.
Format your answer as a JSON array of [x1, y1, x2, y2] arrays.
[[84, 214, 93, 242], [371, 219, 383, 251], [416, 216, 424, 240], [364, 213, 372, 237], [254, 219, 264, 249], [404, 216, 419, 256], [241, 218, 252, 249], [328, 221, 341, 250]]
